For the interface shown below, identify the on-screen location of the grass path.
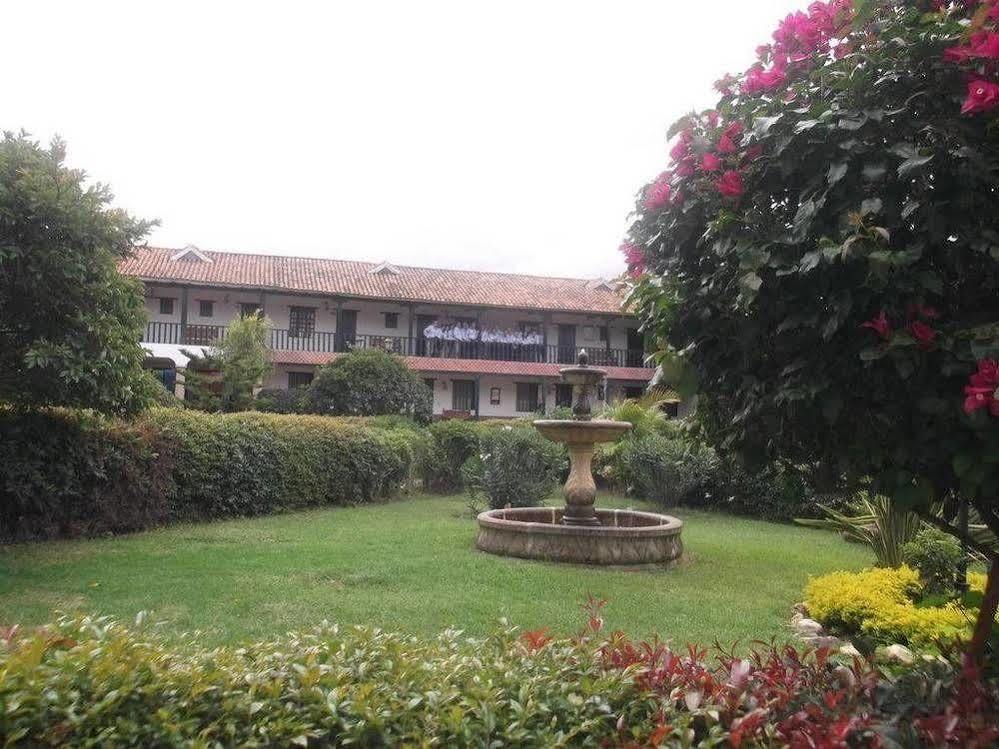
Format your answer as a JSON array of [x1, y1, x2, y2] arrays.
[[0, 495, 871, 646]]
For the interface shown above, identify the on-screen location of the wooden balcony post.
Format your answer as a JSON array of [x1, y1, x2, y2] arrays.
[[180, 287, 189, 342]]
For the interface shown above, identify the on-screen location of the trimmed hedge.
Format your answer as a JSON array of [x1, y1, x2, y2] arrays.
[[0, 408, 422, 540], [2, 615, 997, 746]]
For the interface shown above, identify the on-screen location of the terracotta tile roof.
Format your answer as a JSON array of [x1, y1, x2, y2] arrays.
[[271, 350, 652, 381], [120, 246, 629, 315]]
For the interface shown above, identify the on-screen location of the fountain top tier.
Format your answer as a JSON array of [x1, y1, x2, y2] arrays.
[[550, 348, 609, 422]]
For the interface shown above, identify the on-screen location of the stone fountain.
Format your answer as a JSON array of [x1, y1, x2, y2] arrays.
[[475, 350, 683, 565]]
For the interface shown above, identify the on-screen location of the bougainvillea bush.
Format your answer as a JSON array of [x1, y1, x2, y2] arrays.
[[2, 611, 998, 747], [623, 0, 999, 661]]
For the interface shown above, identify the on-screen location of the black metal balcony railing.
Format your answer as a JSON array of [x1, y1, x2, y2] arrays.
[[143, 322, 652, 368]]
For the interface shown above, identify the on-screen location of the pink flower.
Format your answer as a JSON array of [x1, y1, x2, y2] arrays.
[[675, 162, 696, 177], [743, 144, 764, 162], [944, 32, 999, 62], [669, 130, 693, 162], [963, 359, 999, 417], [772, 11, 824, 58], [907, 302, 940, 321], [715, 74, 738, 95], [706, 110, 720, 128], [715, 170, 744, 198], [701, 152, 723, 171], [619, 241, 643, 266], [619, 242, 646, 278], [717, 121, 745, 154], [961, 78, 999, 115], [643, 175, 673, 212], [742, 60, 789, 94], [860, 311, 892, 340], [909, 321, 937, 348], [808, 0, 852, 36]]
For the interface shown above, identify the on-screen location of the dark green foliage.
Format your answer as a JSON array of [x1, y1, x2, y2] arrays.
[[615, 430, 814, 521], [625, 1, 999, 535], [0, 133, 156, 415], [308, 349, 432, 424], [0, 409, 419, 540], [0, 409, 175, 540], [425, 419, 481, 492], [462, 425, 566, 509], [254, 387, 309, 414], [903, 527, 965, 595]]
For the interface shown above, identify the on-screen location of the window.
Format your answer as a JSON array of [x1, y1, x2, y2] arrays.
[[624, 386, 645, 400], [489, 387, 501, 405], [516, 382, 540, 413], [159, 297, 175, 315], [384, 312, 399, 329], [599, 326, 609, 342], [240, 302, 261, 318], [288, 371, 314, 389], [199, 300, 214, 318], [452, 380, 476, 412], [288, 306, 316, 338]]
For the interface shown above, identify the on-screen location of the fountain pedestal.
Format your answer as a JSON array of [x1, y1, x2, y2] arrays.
[[474, 350, 684, 565]]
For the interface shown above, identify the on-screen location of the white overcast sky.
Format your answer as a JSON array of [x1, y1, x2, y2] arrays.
[[7, 1, 804, 279]]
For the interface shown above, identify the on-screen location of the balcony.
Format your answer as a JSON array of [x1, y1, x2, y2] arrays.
[[143, 322, 651, 368]]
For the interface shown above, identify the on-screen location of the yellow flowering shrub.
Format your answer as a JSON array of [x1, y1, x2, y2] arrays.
[[805, 566, 975, 648], [968, 572, 988, 594]]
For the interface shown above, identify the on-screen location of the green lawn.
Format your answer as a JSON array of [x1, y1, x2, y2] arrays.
[[0, 495, 872, 646]]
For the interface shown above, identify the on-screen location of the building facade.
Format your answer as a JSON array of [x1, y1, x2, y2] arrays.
[[121, 245, 659, 418]]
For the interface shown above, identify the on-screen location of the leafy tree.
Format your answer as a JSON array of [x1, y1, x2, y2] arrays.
[[180, 316, 272, 412], [0, 132, 156, 415], [623, 0, 999, 663], [308, 348, 432, 423], [217, 315, 272, 412]]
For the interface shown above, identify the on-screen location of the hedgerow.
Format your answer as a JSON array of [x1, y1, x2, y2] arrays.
[[1, 612, 997, 747], [0, 408, 423, 540]]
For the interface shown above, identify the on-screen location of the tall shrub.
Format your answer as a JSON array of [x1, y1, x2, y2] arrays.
[[623, 0, 999, 662], [462, 425, 566, 509], [0, 133, 155, 415], [308, 349, 432, 424]]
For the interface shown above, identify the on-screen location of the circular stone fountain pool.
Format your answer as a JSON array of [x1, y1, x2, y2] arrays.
[[475, 350, 684, 566], [476, 506, 683, 565]]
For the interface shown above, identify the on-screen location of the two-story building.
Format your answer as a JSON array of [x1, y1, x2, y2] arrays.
[[120, 245, 661, 418]]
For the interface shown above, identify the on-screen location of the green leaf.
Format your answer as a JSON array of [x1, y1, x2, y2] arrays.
[[897, 153, 933, 177], [827, 162, 848, 185], [739, 272, 762, 293], [753, 114, 782, 137]]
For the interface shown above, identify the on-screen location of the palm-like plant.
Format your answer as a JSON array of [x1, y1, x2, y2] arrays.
[[796, 492, 922, 568]]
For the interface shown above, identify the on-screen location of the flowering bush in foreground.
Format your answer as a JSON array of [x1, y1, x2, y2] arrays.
[[1, 612, 998, 747], [623, 0, 999, 664], [805, 566, 992, 647]]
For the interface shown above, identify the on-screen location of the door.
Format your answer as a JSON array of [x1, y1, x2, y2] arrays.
[[337, 309, 357, 351], [557, 324, 576, 364], [626, 328, 644, 367], [451, 379, 476, 413]]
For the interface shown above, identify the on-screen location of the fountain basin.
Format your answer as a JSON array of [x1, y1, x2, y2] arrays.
[[533, 419, 632, 444], [476, 507, 683, 565]]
